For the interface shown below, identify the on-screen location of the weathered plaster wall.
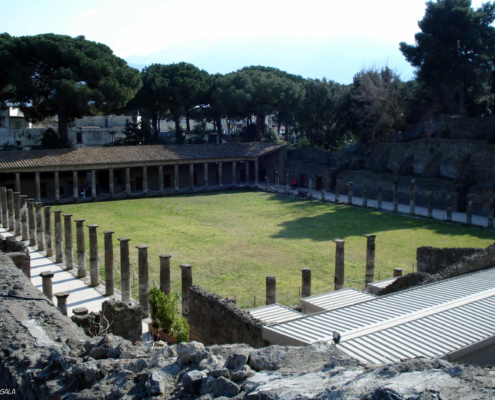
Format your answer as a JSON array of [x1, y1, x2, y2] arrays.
[[416, 246, 483, 274]]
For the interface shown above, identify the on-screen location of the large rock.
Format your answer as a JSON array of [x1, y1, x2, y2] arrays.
[[182, 370, 207, 394], [230, 365, 255, 381], [177, 341, 206, 365], [249, 345, 288, 371], [200, 375, 216, 395], [212, 376, 240, 398], [146, 370, 167, 396]]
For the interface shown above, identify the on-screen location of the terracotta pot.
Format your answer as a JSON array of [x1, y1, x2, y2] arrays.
[[148, 322, 174, 344]]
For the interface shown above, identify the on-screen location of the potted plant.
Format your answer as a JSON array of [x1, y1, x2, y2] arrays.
[[148, 288, 189, 344]]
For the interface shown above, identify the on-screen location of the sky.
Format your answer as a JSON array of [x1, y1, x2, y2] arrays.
[[1, 0, 489, 58]]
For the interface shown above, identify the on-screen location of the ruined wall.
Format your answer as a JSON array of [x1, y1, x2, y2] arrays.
[[0, 235, 30, 277], [284, 161, 336, 189], [188, 286, 267, 348], [416, 246, 483, 274]]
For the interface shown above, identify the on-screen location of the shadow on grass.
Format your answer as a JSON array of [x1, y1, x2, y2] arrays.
[[263, 193, 495, 242]]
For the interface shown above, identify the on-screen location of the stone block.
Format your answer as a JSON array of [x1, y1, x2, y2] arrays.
[[101, 299, 142, 342]]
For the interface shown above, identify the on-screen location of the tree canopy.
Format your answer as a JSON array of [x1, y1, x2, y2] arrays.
[[0, 33, 142, 143]]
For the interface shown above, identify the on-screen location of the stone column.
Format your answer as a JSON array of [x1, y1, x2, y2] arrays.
[[364, 234, 376, 287], [136, 245, 149, 317], [466, 200, 473, 226], [180, 264, 193, 316], [28, 199, 36, 246], [35, 172, 41, 202], [20, 195, 28, 241], [55, 292, 69, 316], [362, 184, 368, 208], [189, 164, 194, 190], [35, 202, 45, 252], [254, 160, 259, 186], [174, 165, 179, 193], [393, 268, 403, 277], [88, 225, 99, 287], [446, 193, 453, 221], [43, 206, 53, 257], [75, 219, 86, 278], [334, 239, 345, 290], [8, 189, 14, 232], [126, 168, 131, 197], [275, 172, 280, 191], [53, 211, 63, 263], [91, 170, 97, 200], [64, 214, 74, 270], [488, 198, 494, 229], [308, 177, 313, 197], [104, 230, 114, 295], [246, 161, 250, 185], [335, 184, 340, 202], [54, 172, 60, 203], [348, 182, 353, 205], [160, 254, 171, 295], [118, 238, 132, 303], [40, 271, 54, 303], [321, 180, 326, 200], [158, 166, 164, 194], [73, 171, 79, 201], [301, 268, 311, 298], [427, 190, 433, 218], [204, 163, 209, 189], [265, 176, 269, 189], [1, 188, 7, 229], [14, 192, 21, 237], [232, 161, 237, 187], [15, 173, 20, 193], [219, 162, 223, 188], [266, 275, 276, 305], [377, 186, 383, 210], [286, 172, 290, 193], [410, 179, 416, 215], [143, 167, 148, 195], [393, 177, 398, 214], [109, 169, 114, 199]]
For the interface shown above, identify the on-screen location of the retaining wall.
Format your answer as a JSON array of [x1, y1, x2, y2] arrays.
[[416, 246, 483, 274]]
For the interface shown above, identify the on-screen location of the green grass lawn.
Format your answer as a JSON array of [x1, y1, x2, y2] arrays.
[[56, 191, 495, 309]]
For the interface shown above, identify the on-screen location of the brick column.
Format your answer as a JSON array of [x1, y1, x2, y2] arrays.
[[189, 164, 194, 190], [377, 186, 383, 210], [362, 184, 368, 208], [14, 192, 21, 237], [91, 169, 97, 200], [15, 173, 20, 193], [410, 179, 416, 215], [43, 206, 53, 257], [27, 199, 36, 246], [1, 187, 7, 229], [174, 165, 179, 193], [204, 163, 209, 189], [334, 239, 345, 290], [118, 238, 132, 303], [55, 292, 69, 316], [53, 210, 63, 263], [73, 171, 79, 201], [126, 168, 131, 197], [364, 234, 376, 287], [75, 219, 86, 278], [254, 160, 259, 186], [54, 172, 60, 203], [20, 195, 28, 241], [40, 271, 54, 303], [104, 230, 114, 295], [488, 198, 494, 229], [160, 254, 172, 294], [109, 169, 114, 199], [35, 202, 45, 252], [348, 182, 353, 205], [88, 224, 99, 286], [427, 190, 433, 218], [301, 268, 311, 298], [219, 162, 223, 188], [136, 245, 149, 317], [158, 166, 164, 194], [266, 275, 276, 305], [393, 177, 398, 214], [143, 166, 148, 195], [232, 161, 237, 187], [181, 264, 193, 316], [8, 189, 14, 232], [35, 172, 41, 202], [64, 214, 74, 270]]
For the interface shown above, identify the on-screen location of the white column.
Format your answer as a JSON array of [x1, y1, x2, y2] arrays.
[[109, 169, 114, 199], [126, 168, 131, 196], [54, 172, 60, 203], [142, 166, 148, 195], [15, 173, 20, 193], [91, 170, 96, 200], [73, 171, 79, 200], [35, 172, 41, 202]]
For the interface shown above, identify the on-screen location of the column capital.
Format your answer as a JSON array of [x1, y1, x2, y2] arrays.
[[180, 263, 193, 270], [87, 224, 99, 229], [52, 210, 63, 214], [62, 214, 73, 218], [103, 230, 114, 235], [363, 234, 376, 239], [118, 237, 131, 242], [40, 271, 54, 279], [160, 253, 172, 259], [55, 291, 69, 299], [333, 239, 345, 244], [135, 245, 148, 250], [74, 219, 85, 223]]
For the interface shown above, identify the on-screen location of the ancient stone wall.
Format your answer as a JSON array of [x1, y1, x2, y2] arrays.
[[416, 246, 483, 274], [0, 235, 30, 277], [188, 286, 268, 348], [284, 161, 336, 189]]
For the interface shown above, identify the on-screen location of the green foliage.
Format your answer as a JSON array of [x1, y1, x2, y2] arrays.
[[148, 287, 188, 342], [40, 128, 71, 149], [118, 117, 153, 145], [0, 33, 142, 143], [262, 126, 279, 143], [400, 0, 495, 117]]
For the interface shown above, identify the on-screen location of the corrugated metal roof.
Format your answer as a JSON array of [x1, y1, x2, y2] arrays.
[[263, 267, 495, 346], [339, 295, 495, 364], [300, 288, 375, 313], [249, 304, 304, 324], [366, 277, 399, 294], [0, 143, 284, 171]]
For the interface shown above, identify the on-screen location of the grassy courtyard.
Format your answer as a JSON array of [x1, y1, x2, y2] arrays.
[[56, 191, 495, 308]]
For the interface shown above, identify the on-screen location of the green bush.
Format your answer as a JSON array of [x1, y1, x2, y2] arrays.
[[148, 287, 189, 343]]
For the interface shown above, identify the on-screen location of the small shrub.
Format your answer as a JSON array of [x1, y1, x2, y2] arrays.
[[172, 315, 190, 344]]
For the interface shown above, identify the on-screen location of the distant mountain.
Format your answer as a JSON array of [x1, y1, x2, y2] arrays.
[[124, 35, 415, 84]]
